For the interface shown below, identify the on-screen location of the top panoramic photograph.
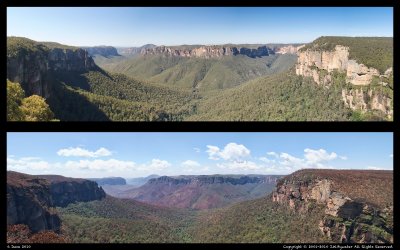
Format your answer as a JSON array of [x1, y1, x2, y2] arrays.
[[6, 7, 393, 121]]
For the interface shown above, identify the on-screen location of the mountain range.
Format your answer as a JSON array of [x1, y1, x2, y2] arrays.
[[7, 36, 393, 121], [7, 169, 393, 243], [101, 175, 282, 209]]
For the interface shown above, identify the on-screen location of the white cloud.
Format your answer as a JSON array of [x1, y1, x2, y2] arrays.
[[304, 148, 337, 164], [65, 159, 135, 171], [7, 155, 173, 177], [217, 160, 261, 171], [279, 152, 305, 169], [259, 148, 341, 172], [390, 154, 393, 158], [206, 145, 221, 160], [193, 148, 201, 153], [57, 147, 112, 158], [267, 152, 279, 158], [138, 159, 171, 171], [259, 157, 276, 164], [8, 156, 51, 171], [206, 143, 250, 161], [182, 160, 201, 168]]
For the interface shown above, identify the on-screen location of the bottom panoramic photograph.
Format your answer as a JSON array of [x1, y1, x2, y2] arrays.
[[6, 132, 393, 244]]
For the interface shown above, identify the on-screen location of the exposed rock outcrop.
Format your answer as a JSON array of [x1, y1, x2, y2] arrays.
[[116, 175, 282, 209], [7, 171, 106, 233], [275, 45, 305, 54], [141, 45, 274, 58], [39, 175, 106, 207], [271, 170, 393, 243], [7, 172, 61, 233], [295, 44, 392, 117], [341, 88, 392, 117], [148, 175, 280, 186], [118, 44, 157, 55], [295, 45, 382, 86], [7, 37, 96, 98]]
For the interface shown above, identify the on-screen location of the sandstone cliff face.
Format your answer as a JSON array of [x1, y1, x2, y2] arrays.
[[7, 171, 106, 233], [118, 44, 157, 55], [296, 45, 392, 117], [295, 45, 382, 86], [141, 45, 274, 58], [271, 173, 393, 243], [47, 178, 106, 207], [148, 175, 280, 186], [341, 88, 392, 116], [7, 45, 96, 97], [7, 172, 61, 233], [117, 175, 281, 210], [276, 45, 305, 55]]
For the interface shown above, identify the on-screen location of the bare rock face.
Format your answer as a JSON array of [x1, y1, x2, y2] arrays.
[[310, 179, 331, 203], [341, 88, 392, 117], [346, 60, 380, 85], [275, 45, 304, 55], [7, 171, 106, 233], [271, 174, 392, 243], [7, 172, 61, 233], [296, 45, 349, 78], [45, 176, 106, 207], [118, 175, 281, 210], [48, 48, 96, 72], [7, 47, 51, 98], [296, 45, 392, 117], [141, 45, 274, 58], [296, 45, 382, 85], [7, 41, 96, 98]]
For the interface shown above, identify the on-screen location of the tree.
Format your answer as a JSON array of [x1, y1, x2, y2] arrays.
[[20, 95, 55, 121], [7, 80, 25, 121], [7, 79, 57, 121]]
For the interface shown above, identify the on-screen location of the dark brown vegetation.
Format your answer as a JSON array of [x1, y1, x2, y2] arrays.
[[7, 224, 68, 243], [283, 169, 393, 208]]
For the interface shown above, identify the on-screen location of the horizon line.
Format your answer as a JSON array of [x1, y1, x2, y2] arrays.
[[7, 35, 394, 49]]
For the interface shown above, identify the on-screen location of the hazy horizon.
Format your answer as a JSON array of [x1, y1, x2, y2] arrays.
[[7, 7, 393, 47], [7, 34, 394, 49], [7, 169, 393, 181]]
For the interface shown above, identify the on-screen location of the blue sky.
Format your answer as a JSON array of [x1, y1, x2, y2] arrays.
[[7, 133, 393, 178], [7, 7, 393, 47]]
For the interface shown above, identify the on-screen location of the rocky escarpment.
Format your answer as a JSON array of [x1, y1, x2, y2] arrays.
[[148, 175, 280, 186], [88, 177, 127, 186], [296, 44, 393, 117], [296, 45, 385, 86], [7, 37, 96, 98], [141, 45, 274, 58], [341, 88, 393, 117], [117, 44, 157, 55], [82, 46, 120, 57], [271, 170, 393, 243], [275, 45, 305, 54], [7, 171, 61, 233], [7, 171, 106, 233], [117, 175, 282, 209], [40, 175, 106, 207]]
